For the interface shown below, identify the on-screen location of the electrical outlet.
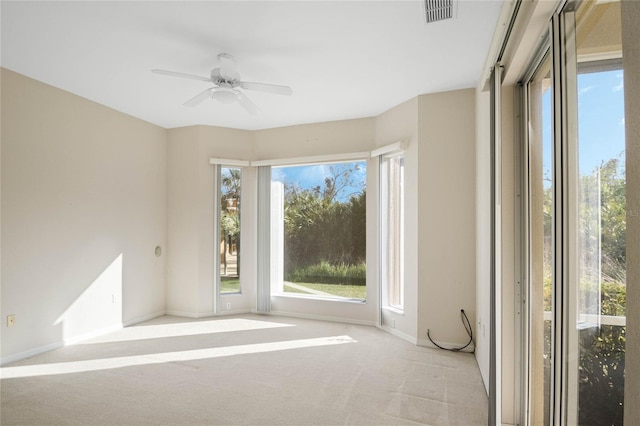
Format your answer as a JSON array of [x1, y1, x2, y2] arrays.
[[7, 314, 16, 327]]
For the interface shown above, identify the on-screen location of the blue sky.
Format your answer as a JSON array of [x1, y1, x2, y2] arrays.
[[577, 70, 625, 172], [542, 68, 625, 185], [273, 161, 367, 202]]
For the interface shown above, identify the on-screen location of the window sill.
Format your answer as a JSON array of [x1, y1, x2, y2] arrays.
[[272, 293, 366, 304], [382, 305, 404, 315]]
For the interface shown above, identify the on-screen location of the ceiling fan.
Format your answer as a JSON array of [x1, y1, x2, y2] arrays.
[[152, 53, 293, 115]]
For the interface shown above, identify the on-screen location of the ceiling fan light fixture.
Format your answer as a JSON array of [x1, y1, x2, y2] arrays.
[[213, 89, 237, 104]]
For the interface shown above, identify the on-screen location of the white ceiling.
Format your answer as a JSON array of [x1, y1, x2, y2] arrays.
[[1, 1, 504, 131]]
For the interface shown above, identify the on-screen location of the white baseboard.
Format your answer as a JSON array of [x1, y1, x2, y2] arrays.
[[379, 325, 418, 345], [123, 310, 166, 327], [63, 323, 124, 346], [267, 310, 377, 327], [0, 341, 63, 367], [377, 325, 473, 352], [165, 309, 252, 319], [0, 310, 167, 367], [219, 308, 253, 316], [417, 337, 475, 353], [165, 310, 203, 318], [65, 310, 168, 345]]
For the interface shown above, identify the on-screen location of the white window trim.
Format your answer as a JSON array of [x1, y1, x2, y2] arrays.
[[370, 141, 407, 157], [379, 153, 405, 312], [382, 305, 404, 315], [216, 165, 244, 301], [256, 166, 272, 313], [273, 292, 367, 304], [251, 151, 370, 167], [228, 140, 406, 168], [209, 158, 251, 167]]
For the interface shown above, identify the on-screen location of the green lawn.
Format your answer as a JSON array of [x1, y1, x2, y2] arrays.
[[221, 277, 240, 293], [284, 282, 366, 300], [221, 277, 365, 299]]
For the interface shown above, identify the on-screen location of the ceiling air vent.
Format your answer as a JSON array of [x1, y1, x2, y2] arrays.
[[424, 0, 455, 23]]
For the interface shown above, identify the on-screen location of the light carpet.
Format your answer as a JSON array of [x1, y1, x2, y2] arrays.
[[0, 314, 487, 425]]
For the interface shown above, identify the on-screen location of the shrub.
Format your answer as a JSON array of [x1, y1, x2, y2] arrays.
[[286, 261, 366, 286], [578, 325, 625, 425], [543, 280, 626, 316], [542, 282, 626, 425], [600, 282, 626, 317]]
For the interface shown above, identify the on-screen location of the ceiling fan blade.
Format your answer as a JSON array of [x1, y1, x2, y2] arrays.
[[152, 69, 211, 82], [240, 81, 293, 96], [236, 91, 261, 115], [218, 53, 239, 80], [183, 88, 214, 107]]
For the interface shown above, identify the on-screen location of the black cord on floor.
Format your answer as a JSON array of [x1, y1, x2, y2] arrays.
[[427, 309, 474, 353]]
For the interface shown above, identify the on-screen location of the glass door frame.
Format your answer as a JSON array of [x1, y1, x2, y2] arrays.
[[519, 39, 553, 426], [519, 1, 628, 424], [518, 2, 580, 424]]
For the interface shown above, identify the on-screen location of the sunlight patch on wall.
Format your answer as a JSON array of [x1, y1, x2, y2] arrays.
[[54, 254, 123, 344]]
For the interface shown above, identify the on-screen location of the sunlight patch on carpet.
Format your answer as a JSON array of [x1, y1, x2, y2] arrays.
[[76, 318, 295, 345], [0, 335, 356, 379]]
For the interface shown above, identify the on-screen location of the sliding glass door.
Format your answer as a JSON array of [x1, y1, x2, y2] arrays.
[[524, 1, 626, 424]]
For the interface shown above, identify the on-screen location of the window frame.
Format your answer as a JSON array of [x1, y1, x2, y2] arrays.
[[215, 164, 244, 297], [380, 152, 405, 312], [268, 159, 369, 303]]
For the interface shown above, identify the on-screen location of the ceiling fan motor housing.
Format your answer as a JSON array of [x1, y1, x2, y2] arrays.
[[211, 69, 240, 88]]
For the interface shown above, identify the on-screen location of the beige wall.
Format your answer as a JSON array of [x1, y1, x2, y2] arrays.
[[166, 126, 254, 317], [622, 1, 640, 423], [417, 89, 477, 350], [253, 118, 375, 161], [166, 126, 200, 315], [1, 69, 167, 363]]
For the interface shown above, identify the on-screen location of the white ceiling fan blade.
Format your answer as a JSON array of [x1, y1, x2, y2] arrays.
[[240, 81, 293, 96], [236, 91, 261, 115], [183, 88, 214, 107], [152, 69, 211, 82], [218, 53, 239, 80]]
